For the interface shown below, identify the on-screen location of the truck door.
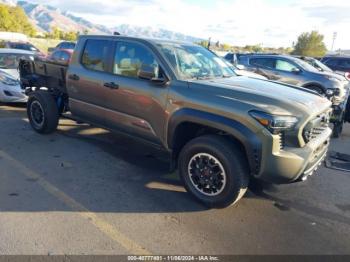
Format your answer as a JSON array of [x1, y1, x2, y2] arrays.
[[102, 40, 170, 145], [66, 39, 113, 127]]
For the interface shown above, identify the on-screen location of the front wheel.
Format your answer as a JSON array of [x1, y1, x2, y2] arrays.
[[27, 91, 59, 134], [178, 135, 249, 208]]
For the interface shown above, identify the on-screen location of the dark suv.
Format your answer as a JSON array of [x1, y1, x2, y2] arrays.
[[239, 54, 349, 136], [321, 56, 350, 79]]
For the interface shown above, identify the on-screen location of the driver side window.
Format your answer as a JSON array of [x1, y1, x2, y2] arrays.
[[275, 59, 298, 72], [113, 42, 159, 78]]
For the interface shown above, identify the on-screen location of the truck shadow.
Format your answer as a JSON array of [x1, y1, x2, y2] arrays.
[[0, 105, 209, 213]]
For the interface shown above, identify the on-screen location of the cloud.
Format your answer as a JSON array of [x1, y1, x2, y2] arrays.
[[304, 5, 350, 24], [28, 0, 350, 49]]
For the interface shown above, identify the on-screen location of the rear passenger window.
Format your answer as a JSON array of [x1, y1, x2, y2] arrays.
[[113, 41, 159, 78], [250, 58, 275, 69], [82, 40, 110, 72]]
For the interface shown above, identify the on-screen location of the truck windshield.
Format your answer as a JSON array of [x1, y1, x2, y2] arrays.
[[158, 43, 235, 80]]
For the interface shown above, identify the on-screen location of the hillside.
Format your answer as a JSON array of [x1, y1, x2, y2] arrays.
[[0, 0, 203, 42]]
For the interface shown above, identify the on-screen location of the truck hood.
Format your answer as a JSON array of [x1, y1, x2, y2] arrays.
[[188, 76, 331, 116]]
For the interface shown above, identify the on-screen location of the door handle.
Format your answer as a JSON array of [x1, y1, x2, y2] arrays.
[[104, 82, 119, 89], [68, 74, 80, 81]]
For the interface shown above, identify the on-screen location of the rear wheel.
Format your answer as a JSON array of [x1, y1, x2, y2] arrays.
[[178, 135, 249, 208], [27, 91, 59, 134]]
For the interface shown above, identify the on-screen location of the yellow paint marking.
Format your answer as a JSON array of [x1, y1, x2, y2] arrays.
[[0, 150, 151, 255]]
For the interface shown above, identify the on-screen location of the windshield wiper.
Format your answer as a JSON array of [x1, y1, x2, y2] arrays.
[[195, 75, 213, 80]]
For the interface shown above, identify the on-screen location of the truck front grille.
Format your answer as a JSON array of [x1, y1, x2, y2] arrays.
[[303, 111, 331, 143], [278, 132, 285, 150]]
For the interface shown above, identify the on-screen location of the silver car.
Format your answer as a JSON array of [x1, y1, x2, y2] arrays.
[[0, 49, 34, 103], [239, 54, 350, 136]]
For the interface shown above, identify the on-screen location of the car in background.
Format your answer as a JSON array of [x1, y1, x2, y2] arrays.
[[0, 49, 34, 103], [238, 54, 350, 136], [48, 41, 76, 54], [321, 56, 350, 80], [295, 56, 333, 73], [233, 64, 267, 80], [45, 49, 73, 65], [0, 41, 43, 56], [222, 53, 267, 80]]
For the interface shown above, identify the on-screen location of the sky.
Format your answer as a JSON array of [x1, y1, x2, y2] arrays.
[[32, 0, 350, 49]]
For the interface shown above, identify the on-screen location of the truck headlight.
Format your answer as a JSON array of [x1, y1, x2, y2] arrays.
[[249, 110, 298, 134], [0, 75, 19, 86]]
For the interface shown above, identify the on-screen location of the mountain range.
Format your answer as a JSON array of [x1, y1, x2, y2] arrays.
[[0, 0, 204, 43]]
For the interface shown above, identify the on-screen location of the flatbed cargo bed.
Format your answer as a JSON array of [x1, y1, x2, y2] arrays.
[[19, 58, 68, 94]]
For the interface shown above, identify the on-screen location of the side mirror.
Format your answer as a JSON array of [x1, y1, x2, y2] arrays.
[[138, 64, 156, 80], [292, 68, 301, 74], [48, 47, 54, 53], [138, 64, 167, 84]]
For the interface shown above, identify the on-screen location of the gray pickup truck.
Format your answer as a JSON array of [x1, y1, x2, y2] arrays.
[[19, 35, 333, 208]]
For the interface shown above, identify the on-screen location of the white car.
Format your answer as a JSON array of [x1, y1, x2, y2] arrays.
[[0, 49, 34, 103]]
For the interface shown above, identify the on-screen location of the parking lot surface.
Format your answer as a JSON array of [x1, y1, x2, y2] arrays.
[[0, 103, 349, 255]]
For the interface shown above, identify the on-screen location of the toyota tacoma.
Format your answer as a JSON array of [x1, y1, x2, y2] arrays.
[[19, 35, 333, 207]]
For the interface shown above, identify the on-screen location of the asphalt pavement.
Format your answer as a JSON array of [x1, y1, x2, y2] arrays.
[[0, 103, 349, 255]]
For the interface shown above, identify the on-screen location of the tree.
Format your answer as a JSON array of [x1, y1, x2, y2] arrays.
[[197, 40, 209, 48], [0, 4, 36, 36], [222, 43, 231, 51], [292, 31, 327, 57]]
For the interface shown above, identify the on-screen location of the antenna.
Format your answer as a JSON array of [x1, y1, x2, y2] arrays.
[[331, 32, 337, 51]]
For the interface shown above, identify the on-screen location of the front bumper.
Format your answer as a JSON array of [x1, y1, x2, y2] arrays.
[[256, 127, 332, 184]]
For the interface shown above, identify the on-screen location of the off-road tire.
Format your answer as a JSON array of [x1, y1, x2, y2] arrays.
[[27, 91, 59, 134], [178, 135, 249, 208]]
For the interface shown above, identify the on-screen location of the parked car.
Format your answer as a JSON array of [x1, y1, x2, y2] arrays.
[[221, 57, 267, 80], [321, 55, 350, 80], [45, 49, 73, 65], [232, 64, 267, 80], [295, 56, 333, 73], [0, 49, 34, 103], [239, 54, 349, 137], [19, 35, 333, 207], [0, 40, 43, 56], [48, 41, 76, 54]]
